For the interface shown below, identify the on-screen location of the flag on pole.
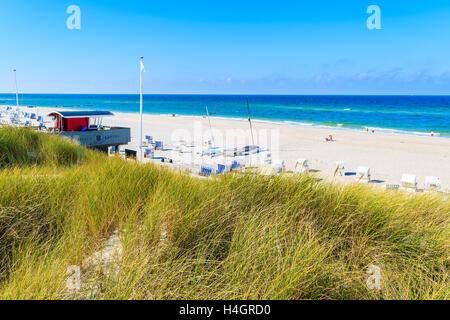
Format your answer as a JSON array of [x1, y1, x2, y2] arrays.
[[139, 57, 145, 163], [140, 58, 146, 73]]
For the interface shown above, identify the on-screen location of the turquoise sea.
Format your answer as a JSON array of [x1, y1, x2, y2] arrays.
[[1, 94, 449, 137]]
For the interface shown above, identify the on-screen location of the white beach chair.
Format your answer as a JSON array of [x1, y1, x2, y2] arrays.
[[271, 160, 285, 176], [334, 161, 345, 177], [400, 174, 417, 192], [173, 141, 182, 152], [294, 158, 309, 173], [424, 176, 441, 192], [356, 166, 371, 183], [264, 152, 272, 165], [386, 184, 400, 190], [228, 159, 243, 173]]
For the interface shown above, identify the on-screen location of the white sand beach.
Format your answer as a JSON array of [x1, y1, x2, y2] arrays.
[[35, 107, 450, 191]]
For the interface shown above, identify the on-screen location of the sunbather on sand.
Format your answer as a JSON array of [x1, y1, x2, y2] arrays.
[[325, 135, 334, 142]]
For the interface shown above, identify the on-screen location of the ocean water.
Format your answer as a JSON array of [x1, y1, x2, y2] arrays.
[[1, 94, 449, 137]]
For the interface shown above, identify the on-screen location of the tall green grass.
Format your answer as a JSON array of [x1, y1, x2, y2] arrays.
[[0, 127, 448, 299], [0, 126, 93, 167]]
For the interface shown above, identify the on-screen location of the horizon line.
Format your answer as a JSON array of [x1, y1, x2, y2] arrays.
[[1, 93, 450, 97]]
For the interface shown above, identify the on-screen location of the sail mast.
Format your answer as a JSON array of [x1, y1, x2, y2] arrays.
[[13, 69, 19, 110], [206, 106, 215, 147], [246, 97, 255, 146]]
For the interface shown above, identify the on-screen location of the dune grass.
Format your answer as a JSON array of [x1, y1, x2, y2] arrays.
[[0, 126, 92, 168], [0, 127, 448, 300]]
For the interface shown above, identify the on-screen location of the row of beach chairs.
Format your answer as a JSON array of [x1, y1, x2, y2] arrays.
[[137, 135, 444, 193], [1, 107, 50, 129], [200, 160, 241, 177], [211, 157, 443, 193], [142, 136, 164, 159], [387, 174, 442, 192]]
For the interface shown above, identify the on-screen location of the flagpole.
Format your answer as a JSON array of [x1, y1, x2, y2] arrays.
[[139, 57, 144, 163]]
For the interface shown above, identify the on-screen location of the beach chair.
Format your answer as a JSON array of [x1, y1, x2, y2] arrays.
[[38, 122, 46, 130], [294, 159, 309, 173], [108, 146, 116, 156], [216, 164, 227, 175], [144, 148, 154, 159], [386, 184, 400, 190], [230, 160, 241, 173], [200, 166, 213, 177], [143, 136, 153, 147], [272, 160, 285, 176], [264, 152, 272, 165], [204, 140, 213, 148], [37, 116, 43, 122], [334, 161, 345, 176], [30, 113, 36, 119], [155, 141, 163, 150], [425, 176, 441, 192], [356, 166, 371, 183], [400, 174, 417, 192], [173, 141, 182, 152]]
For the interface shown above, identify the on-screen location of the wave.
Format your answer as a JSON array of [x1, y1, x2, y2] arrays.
[[365, 126, 441, 137]]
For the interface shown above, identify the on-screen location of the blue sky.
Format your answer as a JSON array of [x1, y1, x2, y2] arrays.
[[1, 0, 450, 94]]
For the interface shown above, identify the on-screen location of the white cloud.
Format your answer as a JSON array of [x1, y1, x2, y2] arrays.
[[358, 73, 368, 79]]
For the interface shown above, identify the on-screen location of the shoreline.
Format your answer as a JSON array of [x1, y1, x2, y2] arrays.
[[2, 100, 449, 138]]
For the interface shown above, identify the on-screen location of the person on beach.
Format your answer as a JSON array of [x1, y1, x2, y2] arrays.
[[325, 135, 334, 142]]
